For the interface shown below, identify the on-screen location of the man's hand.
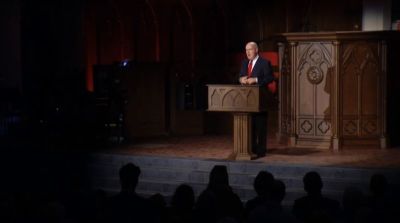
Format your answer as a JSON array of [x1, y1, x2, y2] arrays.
[[239, 76, 248, 84], [246, 77, 257, 85]]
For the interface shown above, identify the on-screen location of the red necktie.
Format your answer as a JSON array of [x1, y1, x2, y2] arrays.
[[247, 60, 252, 77]]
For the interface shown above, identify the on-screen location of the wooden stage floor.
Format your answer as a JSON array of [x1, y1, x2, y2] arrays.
[[108, 135, 400, 169]]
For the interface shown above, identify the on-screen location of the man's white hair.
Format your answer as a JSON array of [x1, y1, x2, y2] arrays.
[[246, 41, 258, 49]]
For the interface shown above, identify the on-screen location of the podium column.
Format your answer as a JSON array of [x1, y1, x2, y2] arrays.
[[207, 85, 266, 160], [233, 113, 255, 160]]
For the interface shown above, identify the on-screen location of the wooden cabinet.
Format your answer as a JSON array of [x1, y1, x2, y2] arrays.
[[277, 31, 400, 150]]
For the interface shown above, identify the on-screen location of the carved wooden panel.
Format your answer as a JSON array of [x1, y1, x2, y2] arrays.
[[341, 41, 382, 139], [296, 42, 334, 143], [208, 85, 268, 112], [278, 31, 396, 149]]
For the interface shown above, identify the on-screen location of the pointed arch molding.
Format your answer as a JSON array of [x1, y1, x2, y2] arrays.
[[342, 42, 380, 76], [298, 43, 332, 85], [209, 86, 263, 112]]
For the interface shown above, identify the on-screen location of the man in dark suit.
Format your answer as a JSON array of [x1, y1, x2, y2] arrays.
[[239, 41, 274, 157]]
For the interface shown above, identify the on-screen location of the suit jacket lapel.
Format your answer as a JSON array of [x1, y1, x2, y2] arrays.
[[252, 58, 260, 76]]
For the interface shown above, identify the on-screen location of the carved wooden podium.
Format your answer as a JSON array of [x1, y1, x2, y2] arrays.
[[207, 85, 269, 160]]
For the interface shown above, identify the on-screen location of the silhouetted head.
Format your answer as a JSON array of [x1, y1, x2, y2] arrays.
[[303, 171, 323, 195], [271, 179, 286, 203], [119, 163, 141, 192], [208, 165, 229, 189], [171, 184, 195, 211], [253, 170, 274, 196], [369, 173, 387, 196]]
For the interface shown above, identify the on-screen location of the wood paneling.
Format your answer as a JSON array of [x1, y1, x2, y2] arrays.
[[341, 41, 381, 141], [278, 31, 399, 150]]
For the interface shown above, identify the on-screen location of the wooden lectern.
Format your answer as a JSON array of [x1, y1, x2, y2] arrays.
[[207, 85, 269, 160]]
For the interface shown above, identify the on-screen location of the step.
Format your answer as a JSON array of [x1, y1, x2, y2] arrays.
[[89, 170, 373, 195], [89, 153, 400, 181]]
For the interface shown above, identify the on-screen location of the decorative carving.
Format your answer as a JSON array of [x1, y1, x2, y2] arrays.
[[222, 89, 238, 106], [210, 89, 221, 106], [208, 85, 267, 112], [298, 43, 332, 85], [310, 49, 323, 63], [307, 66, 324, 84], [344, 120, 357, 135], [342, 43, 379, 76], [281, 45, 291, 76], [362, 120, 377, 135], [300, 120, 313, 133], [317, 120, 331, 134]]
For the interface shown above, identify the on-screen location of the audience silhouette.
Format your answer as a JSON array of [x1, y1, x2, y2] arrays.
[[367, 173, 389, 209], [168, 184, 195, 223], [248, 179, 295, 223], [3, 160, 400, 223], [363, 173, 398, 223], [340, 186, 364, 223], [245, 170, 275, 217], [292, 171, 340, 223], [149, 193, 168, 223], [106, 163, 159, 223], [194, 165, 243, 223]]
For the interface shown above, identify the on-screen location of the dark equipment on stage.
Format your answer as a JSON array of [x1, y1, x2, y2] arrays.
[[93, 61, 129, 145]]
